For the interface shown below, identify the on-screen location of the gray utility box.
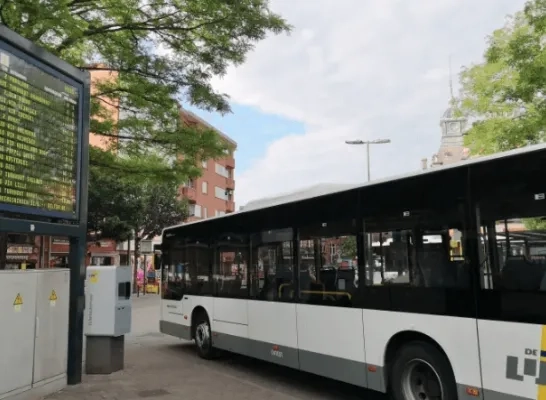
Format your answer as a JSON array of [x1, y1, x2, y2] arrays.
[[0, 269, 70, 400], [84, 266, 132, 374]]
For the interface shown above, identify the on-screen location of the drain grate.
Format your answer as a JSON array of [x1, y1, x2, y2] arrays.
[[138, 389, 170, 398]]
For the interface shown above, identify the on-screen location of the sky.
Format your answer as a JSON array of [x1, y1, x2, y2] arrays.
[[185, 0, 527, 208]]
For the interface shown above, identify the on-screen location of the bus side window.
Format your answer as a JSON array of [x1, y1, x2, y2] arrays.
[[480, 217, 546, 292], [364, 201, 469, 289], [249, 229, 295, 302], [214, 233, 250, 299], [298, 219, 357, 307], [161, 247, 185, 301]]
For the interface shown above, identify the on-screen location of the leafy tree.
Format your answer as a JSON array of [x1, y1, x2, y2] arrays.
[[457, 0, 546, 231], [87, 149, 135, 244], [457, 0, 546, 156], [125, 180, 188, 291], [523, 217, 546, 231], [340, 236, 357, 258], [0, 1, 290, 269], [0, 0, 291, 179]]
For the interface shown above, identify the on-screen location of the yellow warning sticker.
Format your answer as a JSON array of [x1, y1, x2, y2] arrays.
[[89, 272, 98, 284], [13, 293, 23, 312], [49, 290, 58, 306]]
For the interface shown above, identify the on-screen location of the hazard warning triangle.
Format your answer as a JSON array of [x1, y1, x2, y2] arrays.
[[13, 293, 23, 306]]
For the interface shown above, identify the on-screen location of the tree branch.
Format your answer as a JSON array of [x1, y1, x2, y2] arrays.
[[56, 16, 229, 52], [94, 131, 174, 144], [0, 0, 11, 26]]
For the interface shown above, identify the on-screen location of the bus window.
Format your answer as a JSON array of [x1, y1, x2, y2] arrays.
[[366, 230, 412, 286], [214, 233, 249, 298], [185, 239, 211, 296], [160, 244, 185, 301], [364, 202, 469, 289], [250, 228, 294, 302], [298, 219, 357, 307], [480, 217, 546, 291]]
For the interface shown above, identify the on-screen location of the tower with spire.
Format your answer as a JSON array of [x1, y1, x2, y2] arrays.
[[422, 57, 470, 169]]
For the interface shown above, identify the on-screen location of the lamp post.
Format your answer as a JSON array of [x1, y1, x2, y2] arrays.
[[345, 139, 391, 182]]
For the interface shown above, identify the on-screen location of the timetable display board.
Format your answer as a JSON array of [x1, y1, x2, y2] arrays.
[[0, 40, 83, 220]]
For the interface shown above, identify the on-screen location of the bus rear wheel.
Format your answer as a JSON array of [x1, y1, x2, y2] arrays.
[[194, 314, 216, 359], [390, 341, 457, 400]]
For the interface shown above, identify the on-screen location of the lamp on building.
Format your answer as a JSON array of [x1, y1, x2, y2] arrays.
[[345, 139, 391, 181]]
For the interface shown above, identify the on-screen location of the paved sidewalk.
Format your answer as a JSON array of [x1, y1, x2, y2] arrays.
[[44, 297, 369, 400], [45, 334, 305, 400]]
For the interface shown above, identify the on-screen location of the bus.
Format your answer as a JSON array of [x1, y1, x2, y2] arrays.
[[159, 143, 546, 400]]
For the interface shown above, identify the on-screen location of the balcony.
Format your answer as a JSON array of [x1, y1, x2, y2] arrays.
[[181, 186, 197, 203], [224, 157, 235, 169], [226, 178, 235, 190]]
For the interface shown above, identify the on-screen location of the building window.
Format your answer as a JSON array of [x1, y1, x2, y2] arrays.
[[201, 160, 207, 169], [215, 163, 229, 178], [189, 204, 202, 218], [185, 179, 195, 188], [215, 186, 228, 200], [203, 207, 208, 219], [215, 210, 226, 217], [202, 181, 208, 194]]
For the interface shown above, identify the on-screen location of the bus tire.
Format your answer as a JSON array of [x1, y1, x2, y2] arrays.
[[194, 313, 216, 359], [390, 341, 457, 400]]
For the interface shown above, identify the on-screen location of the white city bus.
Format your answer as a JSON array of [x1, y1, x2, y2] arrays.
[[159, 143, 546, 400]]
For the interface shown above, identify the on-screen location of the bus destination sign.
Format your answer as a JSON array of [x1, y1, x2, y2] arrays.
[[0, 45, 80, 219]]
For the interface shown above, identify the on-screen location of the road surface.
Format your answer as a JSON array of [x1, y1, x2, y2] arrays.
[[47, 294, 383, 400]]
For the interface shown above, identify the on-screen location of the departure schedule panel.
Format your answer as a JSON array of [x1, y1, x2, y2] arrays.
[[0, 43, 81, 220]]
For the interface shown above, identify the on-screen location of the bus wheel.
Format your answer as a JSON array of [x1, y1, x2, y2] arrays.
[[194, 314, 216, 359], [390, 341, 457, 400]]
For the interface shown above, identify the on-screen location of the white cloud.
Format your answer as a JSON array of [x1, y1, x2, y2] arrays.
[[212, 0, 527, 207]]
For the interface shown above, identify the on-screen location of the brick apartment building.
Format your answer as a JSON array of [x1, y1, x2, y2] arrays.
[[179, 108, 237, 221], [2, 66, 236, 269]]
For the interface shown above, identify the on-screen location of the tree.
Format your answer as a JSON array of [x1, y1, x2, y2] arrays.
[[87, 149, 136, 244], [125, 180, 188, 292], [457, 0, 546, 156], [457, 0, 546, 231], [1, 1, 290, 271], [1, 0, 291, 180], [340, 236, 357, 258]]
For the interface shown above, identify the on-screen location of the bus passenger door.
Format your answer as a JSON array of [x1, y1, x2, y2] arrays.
[[247, 232, 300, 369], [160, 261, 192, 340], [211, 237, 251, 356], [296, 233, 366, 388]]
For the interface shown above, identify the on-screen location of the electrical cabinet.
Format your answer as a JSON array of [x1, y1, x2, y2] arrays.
[[85, 266, 132, 336], [0, 271, 38, 398], [33, 269, 70, 385]]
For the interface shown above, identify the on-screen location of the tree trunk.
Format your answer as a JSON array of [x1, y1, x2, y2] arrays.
[[0, 233, 8, 270], [133, 235, 141, 296]]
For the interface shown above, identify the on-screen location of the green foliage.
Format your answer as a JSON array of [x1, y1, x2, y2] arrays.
[[88, 147, 188, 243], [340, 236, 357, 258], [458, 0, 546, 155], [1, 0, 291, 181], [1, 0, 290, 242], [523, 217, 546, 230]]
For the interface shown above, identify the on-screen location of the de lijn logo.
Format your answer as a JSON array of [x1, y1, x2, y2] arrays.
[[506, 348, 546, 384]]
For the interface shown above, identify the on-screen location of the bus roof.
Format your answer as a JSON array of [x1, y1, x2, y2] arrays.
[[163, 142, 546, 235]]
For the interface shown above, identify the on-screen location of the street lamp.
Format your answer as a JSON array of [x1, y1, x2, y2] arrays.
[[345, 138, 391, 182]]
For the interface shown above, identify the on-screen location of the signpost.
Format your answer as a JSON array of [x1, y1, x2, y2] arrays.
[[0, 25, 90, 385]]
